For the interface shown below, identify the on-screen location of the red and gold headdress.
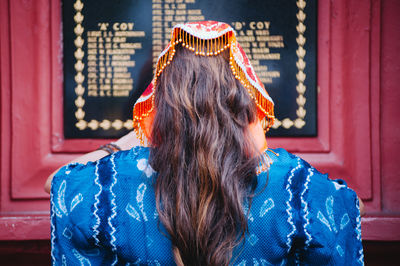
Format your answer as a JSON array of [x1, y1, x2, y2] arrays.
[[133, 21, 275, 144]]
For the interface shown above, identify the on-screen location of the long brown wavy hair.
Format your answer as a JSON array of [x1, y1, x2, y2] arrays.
[[150, 46, 261, 265]]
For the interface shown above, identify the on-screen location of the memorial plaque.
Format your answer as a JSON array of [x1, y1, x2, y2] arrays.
[[63, 0, 317, 138]]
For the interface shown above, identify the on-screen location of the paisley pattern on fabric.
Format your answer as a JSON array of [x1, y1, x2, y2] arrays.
[[126, 203, 141, 222], [259, 198, 275, 217], [50, 147, 364, 265], [70, 193, 83, 212], [57, 180, 68, 216]]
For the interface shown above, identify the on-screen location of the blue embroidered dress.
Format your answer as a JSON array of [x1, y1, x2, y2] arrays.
[[50, 147, 364, 265]]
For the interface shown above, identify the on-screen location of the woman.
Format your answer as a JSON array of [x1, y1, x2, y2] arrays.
[[47, 21, 364, 265]]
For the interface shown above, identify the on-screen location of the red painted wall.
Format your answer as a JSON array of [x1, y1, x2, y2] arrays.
[[381, 0, 400, 214], [0, 0, 399, 262]]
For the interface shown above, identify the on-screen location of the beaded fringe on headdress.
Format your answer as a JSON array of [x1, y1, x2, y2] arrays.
[[133, 21, 275, 144]]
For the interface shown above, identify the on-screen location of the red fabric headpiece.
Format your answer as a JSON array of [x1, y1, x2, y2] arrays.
[[133, 21, 275, 143]]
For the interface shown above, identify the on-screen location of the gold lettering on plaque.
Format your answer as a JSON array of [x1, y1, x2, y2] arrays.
[[72, 0, 309, 131], [86, 20, 145, 101], [231, 1, 308, 129], [152, 0, 205, 67], [233, 21, 283, 85]]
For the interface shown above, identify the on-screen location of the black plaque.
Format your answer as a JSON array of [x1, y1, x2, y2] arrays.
[[63, 0, 317, 138]]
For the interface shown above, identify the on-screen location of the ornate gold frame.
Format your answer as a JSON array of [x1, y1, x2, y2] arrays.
[[72, 0, 133, 131], [272, 0, 308, 130]]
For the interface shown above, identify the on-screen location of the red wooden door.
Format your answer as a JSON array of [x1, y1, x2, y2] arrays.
[[0, 0, 399, 246]]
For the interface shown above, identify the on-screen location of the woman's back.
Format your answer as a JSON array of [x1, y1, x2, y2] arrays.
[[51, 146, 363, 265], [50, 21, 363, 265]]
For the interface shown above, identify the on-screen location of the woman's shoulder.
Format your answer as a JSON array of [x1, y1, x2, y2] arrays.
[[112, 145, 152, 171], [257, 148, 307, 187], [260, 147, 350, 192], [51, 146, 154, 191], [50, 145, 155, 227], [76, 145, 151, 170], [266, 147, 306, 170], [252, 148, 363, 264], [255, 147, 359, 212], [105, 145, 151, 165]]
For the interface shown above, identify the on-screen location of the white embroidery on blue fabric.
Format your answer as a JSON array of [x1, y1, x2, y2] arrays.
[[137, 183, 148, 221], [132, 147, 140, 157], [259, 198, 274, 217], [326, 196, 338, 233], [259, 259, 274, 266], [236, 259, 246, 266], [136, 159, 146, 171], [146, 261, 161, 266], [137, 158, 155, 177], [146, 235, 153, 247], [248, 211, 254, 222], [285, 158, 301, 252], [355, 197, 364, 264], [54, 205, 63, 218], [126, 203, 141, 221], [65, 162, 78, 175], [301, 167, 313, 248], [336, 245, 344, 257], [253, 258, 259, 266], [72, 249, 91, 266], [340, 213, 350, 230], [317, 194, 364, 263], [111, 255, 118, 266], [317, 211, 332, 231], [70, 193, 83, 212], [248, 234, 259, 246], [58, 180, 68, 215], [355, 199, 362, 242], [92, 160, 102, 246], [50, 189, 57, 265], [358, 248, 364, 265], [333, 181, 346, 190], [108, 154, 118, 257], [63, 227, 73, 239], [153, 209, 159, 220], [62, 254, 67, 266]]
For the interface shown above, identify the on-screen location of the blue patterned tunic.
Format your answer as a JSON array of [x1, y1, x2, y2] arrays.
[[50, 147, 364, 265]]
